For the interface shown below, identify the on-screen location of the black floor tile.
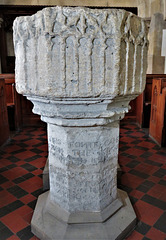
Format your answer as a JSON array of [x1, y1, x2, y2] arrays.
[[141, 194, 166, 210], [129, 196, 138, 204], [154, 212, 166, 233], [131, 140, 142, 145], [0, 174, 8, 184], [135, 146, 149, 151], [0, 224, 13, 240], [22, 173, 34, 179], [7, 200, 24, 211], [142, 180, 155, 188], [7, 185, 22, 194], [0, 167, 8, 173], [38, 174, 42, 179], [156, 151, 166, 156], [0, 206, 11, 218], [13, 177, 26, 184], [17, 226, 34, 240], [152, 145, 161, 150], [7, 163, 17, 169], [121, 153, 137, 159], [119, 146, 130, 152], [30, 148, 43, 154], [10, 149, 25, 155], [17, 143, 28, 148], [7, 156, 20, 163], [25, 155, 41, 162], [33, 142, 45, 147], [142, 237, 151, 240], [20, 163, 37, 172], [126, 160, 140, 168], [135, 221, 151, 235], [13, 189, 28, 199], [153, 169, 166, 178], [31, 188, 43, 198], [119, 184, 133, 194], [27, 199, 37, 210], [136, 185, 150, 193], [144, 159, 163, 167], [140, 152, 153, 158], [129, 169, 149, 179], [0, 221, 5, 230], [158, 179, 166, 186]]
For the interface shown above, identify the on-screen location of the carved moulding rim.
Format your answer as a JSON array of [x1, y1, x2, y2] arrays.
[[26, 95, 135, 126], [26, 94, 138, 104]]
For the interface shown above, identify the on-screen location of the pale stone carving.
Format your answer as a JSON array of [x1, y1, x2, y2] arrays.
[[147, 13, 165, 74], [13, 7, 148, 240], [13, 7, 148, 98]]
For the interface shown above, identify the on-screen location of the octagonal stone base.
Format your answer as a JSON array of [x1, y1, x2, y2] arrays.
[[31, 189, 136, 240]]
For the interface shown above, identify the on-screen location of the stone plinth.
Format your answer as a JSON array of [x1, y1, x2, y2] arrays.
[[13, 6, 148, 240]]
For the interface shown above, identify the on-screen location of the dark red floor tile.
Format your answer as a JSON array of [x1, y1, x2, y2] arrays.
[[121, 173, 144, 189], [2, 168, 29, 180], [22, 212, 33, 224], [30, 158, 46, 168], [146, 227, 166, 240], [30, 236, 40, 240], [18, 178, 42, 193], [125, 148, 145, 157], [20, 194, 36, 205], [134, 200, 163, 226], [0, 190, 17, 207], [13, 205, 33, 217], [31, 168, 43, 176], [1, 212, 29, 234], [137, 141, 156, 149], [147, 184, 166, 199], [158, 192, 166, 201], [148, 154, 166, 164], [147, 175, 160, 184], [1, 180, 15, 189], [126, 230, 144, 240], [7, 235, 20, 240], [130, 189, 145, 200]]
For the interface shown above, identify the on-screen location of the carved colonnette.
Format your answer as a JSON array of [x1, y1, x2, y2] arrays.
[[14, 7, 148, 98]]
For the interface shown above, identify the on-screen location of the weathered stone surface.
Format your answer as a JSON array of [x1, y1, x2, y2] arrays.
[[48, 123, 119, 213], [147, 13, 165, 74], [31, 189, 136, 240], [13, 6, 148, 99], [13, 6, 148, 240]]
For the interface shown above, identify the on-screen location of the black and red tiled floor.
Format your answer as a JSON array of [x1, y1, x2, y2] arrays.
[[0, 122, 166, 240]]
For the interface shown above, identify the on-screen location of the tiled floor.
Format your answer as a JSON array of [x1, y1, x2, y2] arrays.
[[0, 122, 166, 240]]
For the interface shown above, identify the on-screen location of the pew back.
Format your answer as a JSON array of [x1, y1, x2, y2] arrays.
[[0, 78, 10, 145], [149, 78, 166, 146]]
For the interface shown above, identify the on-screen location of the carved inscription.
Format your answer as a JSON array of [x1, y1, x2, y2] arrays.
[[49, 136, 119, 165], [69, 141, 99, 157]]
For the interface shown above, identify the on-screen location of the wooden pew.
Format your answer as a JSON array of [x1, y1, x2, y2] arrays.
[[134, 74, 166, 128], [136, 75, 153, 127], [0, 74, 43, 128], [149, 78, 166, 146], [0, 74, 22, 130], [0, 78, 10, 146]]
